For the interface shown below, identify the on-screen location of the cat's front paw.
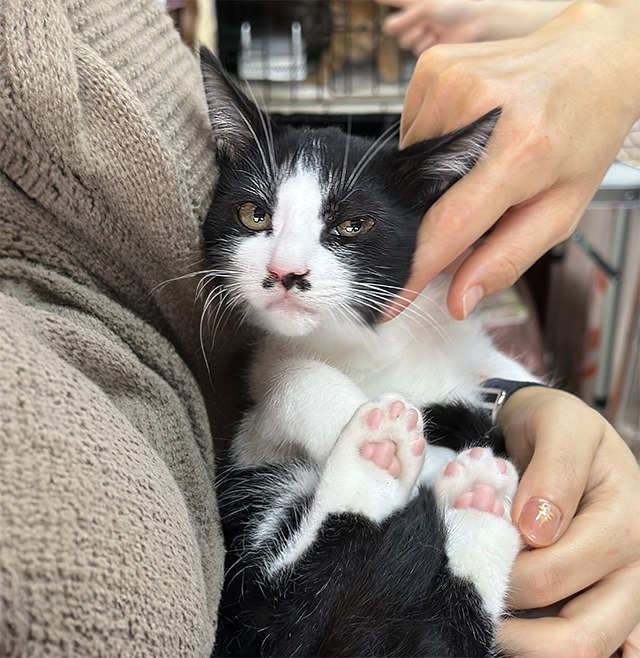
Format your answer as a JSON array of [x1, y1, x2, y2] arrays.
[[357, 398, 426, 482], [436, 447, 518, 520], [316, 395, 426, 523]]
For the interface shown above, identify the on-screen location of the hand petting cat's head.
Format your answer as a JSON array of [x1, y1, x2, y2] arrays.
[[200, 48, 498, 338]]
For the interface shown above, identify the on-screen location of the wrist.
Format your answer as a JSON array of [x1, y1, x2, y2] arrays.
[[479, 378, 546, 424], [553, 1, 640, 122]]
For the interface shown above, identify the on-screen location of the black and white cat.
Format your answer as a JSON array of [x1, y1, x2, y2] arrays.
[[200, 48, 537, 657]]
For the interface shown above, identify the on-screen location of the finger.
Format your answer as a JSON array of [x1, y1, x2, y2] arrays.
[[384, 8, 435, 44], [445, 187, 585, 318], [383, 14, 412, 36], [383, 154, 536, 320], [397, 24, 432, 53], [622, 622, 640, 658], [414, 34, 439, 55], [499, 562, 640, 658], [509, 502, 637, 610], [401, 44, 502, 145], [499, 388, 602, 547], [375, 0, 412, 8], [400, 47, 453, 142]]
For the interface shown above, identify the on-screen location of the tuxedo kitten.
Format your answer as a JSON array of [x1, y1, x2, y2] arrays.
[[200, 48, 534, 657]]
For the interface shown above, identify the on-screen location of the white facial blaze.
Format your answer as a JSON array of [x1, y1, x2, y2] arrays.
[[232, 162, 355, 337], [269, 165, 325, 274]]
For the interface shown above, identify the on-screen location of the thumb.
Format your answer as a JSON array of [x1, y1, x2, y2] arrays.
[[499, 388, 600, 547]]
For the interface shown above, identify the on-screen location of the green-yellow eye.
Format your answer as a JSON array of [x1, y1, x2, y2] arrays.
[[332, 217, 375, 238], [238, 202, 272, 231]]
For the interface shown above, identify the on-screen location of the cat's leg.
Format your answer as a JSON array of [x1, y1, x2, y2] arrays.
[[233, 357, 369, 467], [435, 447, 522, 622], [266, 395, 426, 574]]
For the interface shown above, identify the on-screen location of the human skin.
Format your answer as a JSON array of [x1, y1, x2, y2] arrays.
[[499, 386, 640, 657], [378, 0, 640, 321], [166, 0, 198, 50], [381, 0, 574, 53]]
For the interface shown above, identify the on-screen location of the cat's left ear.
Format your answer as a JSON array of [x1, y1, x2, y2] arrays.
[[200, 46, 271, 161], [394, 109, 501, 198]]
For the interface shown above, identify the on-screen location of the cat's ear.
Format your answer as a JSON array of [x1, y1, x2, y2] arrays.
[[394, 109, 501, 197], [200, 46, 270, 161]]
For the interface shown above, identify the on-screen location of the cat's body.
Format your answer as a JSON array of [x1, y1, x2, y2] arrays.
[[200, 49, 536, 657]]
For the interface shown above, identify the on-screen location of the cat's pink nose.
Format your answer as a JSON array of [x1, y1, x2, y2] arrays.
[[265, 264, 311, 291], [267, 262, 308, 279]]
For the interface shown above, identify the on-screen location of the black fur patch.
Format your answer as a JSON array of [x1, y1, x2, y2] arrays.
[[214, 402, 504, 657]]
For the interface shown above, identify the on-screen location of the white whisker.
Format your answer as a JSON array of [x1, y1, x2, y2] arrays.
[[346, 121, 399, 191], [339, 116, 353, 194], [244, 81, 277, 179], [149, 268, 212, 296]]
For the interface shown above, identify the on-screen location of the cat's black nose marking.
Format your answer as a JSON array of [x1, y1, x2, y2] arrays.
[[262, 272, 311, 291], [281, 272, 311, 291]]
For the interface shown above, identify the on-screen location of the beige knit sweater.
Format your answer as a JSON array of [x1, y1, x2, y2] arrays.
[[0, 1, 242, 655]]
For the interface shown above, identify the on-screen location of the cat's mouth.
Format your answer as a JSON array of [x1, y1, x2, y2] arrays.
[[265, 294, 316, 316], [256, 289, 323, 336]]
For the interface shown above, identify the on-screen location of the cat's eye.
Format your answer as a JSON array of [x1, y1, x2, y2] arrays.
[[238, 202, 272, 231], [331, 218, 375, 238]]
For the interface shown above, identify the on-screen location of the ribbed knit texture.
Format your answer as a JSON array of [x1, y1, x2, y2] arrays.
[[0, 1, 232, 656]]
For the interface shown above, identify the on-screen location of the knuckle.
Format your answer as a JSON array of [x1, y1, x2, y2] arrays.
[[567, 628, 611, 658], [415, 44, 449, 71], [433, 205, 475, 244], [552, 221, 577, 244], [487, 251, 527, 292], [415, 48, 474, 94], [529, 131, 556, 161], [524, 559, 566, 606], [513, 124, 558, 171]]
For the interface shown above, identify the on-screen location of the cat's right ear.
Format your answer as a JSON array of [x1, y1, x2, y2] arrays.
[[200, 47, 269, 161]]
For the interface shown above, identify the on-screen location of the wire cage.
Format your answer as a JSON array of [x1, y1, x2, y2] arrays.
[[215, 0, 416, 117]]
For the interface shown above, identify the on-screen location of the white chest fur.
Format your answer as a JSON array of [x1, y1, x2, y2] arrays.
[[232, 279, 533, 466]]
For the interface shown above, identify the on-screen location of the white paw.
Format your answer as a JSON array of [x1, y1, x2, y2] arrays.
[[316, 395, 426, 522], [355, 396, 426, 484], [436, 446, 518, 520], [436, 447, 521, 621]]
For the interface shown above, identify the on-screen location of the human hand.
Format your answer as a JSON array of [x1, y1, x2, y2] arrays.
[[497, 386, 640, 657], [385, 1, 640, 320], [166, 0, 198, 50], [378, 0, 484, 54], [378, 0, 573, 52]]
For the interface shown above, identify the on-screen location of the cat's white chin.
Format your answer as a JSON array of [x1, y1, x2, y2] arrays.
[[262, 311, 320, 337], [256, 301, 321, 337]]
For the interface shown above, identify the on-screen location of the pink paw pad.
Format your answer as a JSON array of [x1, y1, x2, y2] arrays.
[[360, 439, 402, 478], [438, 446, 517, 519], [454, 485, 505, 517], [358, 398, 425, 480]]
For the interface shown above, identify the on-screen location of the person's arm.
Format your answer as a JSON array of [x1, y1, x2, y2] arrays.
[[382, 0, 640, 320], [496, 386, 640, 657], [381, 0, 575, 53]]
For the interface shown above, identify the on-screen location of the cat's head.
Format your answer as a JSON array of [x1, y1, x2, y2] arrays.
[[200, 48, 498, 338]]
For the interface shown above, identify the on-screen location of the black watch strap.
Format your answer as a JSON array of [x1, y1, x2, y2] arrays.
[[479, 378, 546, 423]]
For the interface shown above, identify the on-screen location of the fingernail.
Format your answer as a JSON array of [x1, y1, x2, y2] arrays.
[[462, 285, 484, 318], [518, 498, 562, 547]]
